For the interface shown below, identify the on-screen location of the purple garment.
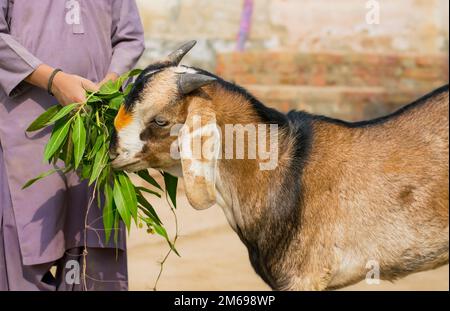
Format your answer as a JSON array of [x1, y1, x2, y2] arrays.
[[1, 145, 128, 291], [0, 0, 144, 267]]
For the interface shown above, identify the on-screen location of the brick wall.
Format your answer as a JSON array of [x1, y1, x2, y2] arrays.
[[136, 0, 449, 121], [217, 51, 449, 120]]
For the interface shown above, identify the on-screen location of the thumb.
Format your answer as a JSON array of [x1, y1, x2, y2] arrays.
[[81, 79, 100, 93]]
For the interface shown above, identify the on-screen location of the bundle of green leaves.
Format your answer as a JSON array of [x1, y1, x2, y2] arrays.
[[23, 69, 178, 249]]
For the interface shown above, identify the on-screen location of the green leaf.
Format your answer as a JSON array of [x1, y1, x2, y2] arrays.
[[137, 194, 162, 225], [113, 210, 120, 245], [99, 80, 120, 95], [80, 162, 92, 180], [113, 177, 131, 231], [44, 118, 72, 162], [163, 172, 178, 208], [153, 222, 169, 241], [171, 244, 180, 257], [143, 216, 169, 241], [21, 68, 173, 250], [62, 126, 73, 166], [88, 135, 103, 160], [88, 143, 106, 185], [26, 105, 61, 132], [136, 186, 161, 198], [89, 127, 98, 145], [103, 183, 114, 243], [22, 169, 59, 189], [48, 103, 78, 124], [72, 115, 86, 169], [117, 172, 138, 223], [104, 109, 118, 122], [97, 164, 110, 190], [97, 183, 103, 210], [87, 95, 103, 103], [109, 94, 124, 110], [137, 170, 162, 191]]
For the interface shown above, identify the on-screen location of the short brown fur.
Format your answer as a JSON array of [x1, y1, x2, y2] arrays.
[[111, 55, 449, 290]]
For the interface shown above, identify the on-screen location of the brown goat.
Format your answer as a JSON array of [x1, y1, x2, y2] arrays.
[[110, 41, 449, 290]]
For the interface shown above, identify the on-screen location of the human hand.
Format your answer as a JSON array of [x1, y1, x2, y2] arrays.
[[51, 72, 99, 106]]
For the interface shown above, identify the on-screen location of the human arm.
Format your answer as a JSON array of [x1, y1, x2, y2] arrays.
[[0, 0, 42, 97], [0, 1, 98, 105], [107, 0, 145, 77], [25, 64, 99, 106]]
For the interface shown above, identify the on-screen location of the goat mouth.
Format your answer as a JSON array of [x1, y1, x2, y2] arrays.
[[111, 159, 141, 171]]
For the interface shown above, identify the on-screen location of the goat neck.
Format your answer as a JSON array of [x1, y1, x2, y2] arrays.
[[202, 83, 311, 288]]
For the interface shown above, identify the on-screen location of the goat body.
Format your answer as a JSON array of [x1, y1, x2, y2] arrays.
[[212, 84, 449, 290], [110, 42, 449, 290]]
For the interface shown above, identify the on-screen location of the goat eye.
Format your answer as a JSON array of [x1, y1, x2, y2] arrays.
[[153, 116, 169, 127]]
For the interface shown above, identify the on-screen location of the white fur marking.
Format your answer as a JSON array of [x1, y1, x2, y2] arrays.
[[119, 117, 145, 155]]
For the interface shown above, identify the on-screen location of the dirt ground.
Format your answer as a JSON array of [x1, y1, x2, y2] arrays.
[[127, 178, 449, 291]]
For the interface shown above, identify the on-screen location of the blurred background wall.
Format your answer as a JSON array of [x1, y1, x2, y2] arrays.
[[136, 0, 449, 121]]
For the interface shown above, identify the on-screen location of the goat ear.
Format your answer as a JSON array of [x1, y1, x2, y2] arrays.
[[167, 40, 197, 65], [178, 73, 216, 95], [178, 99, 220, 210]]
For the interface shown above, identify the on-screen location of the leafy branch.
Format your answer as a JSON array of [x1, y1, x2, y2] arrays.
[[23, 69, 178, 250]]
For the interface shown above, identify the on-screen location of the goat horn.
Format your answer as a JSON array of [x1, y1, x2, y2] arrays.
[[167, 40, 197, 65], [178, 73, 216, 95]]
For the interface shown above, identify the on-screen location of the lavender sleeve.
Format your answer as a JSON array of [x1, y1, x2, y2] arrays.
[[108, 0, 145, 76], [0, 0, 42, 97]]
